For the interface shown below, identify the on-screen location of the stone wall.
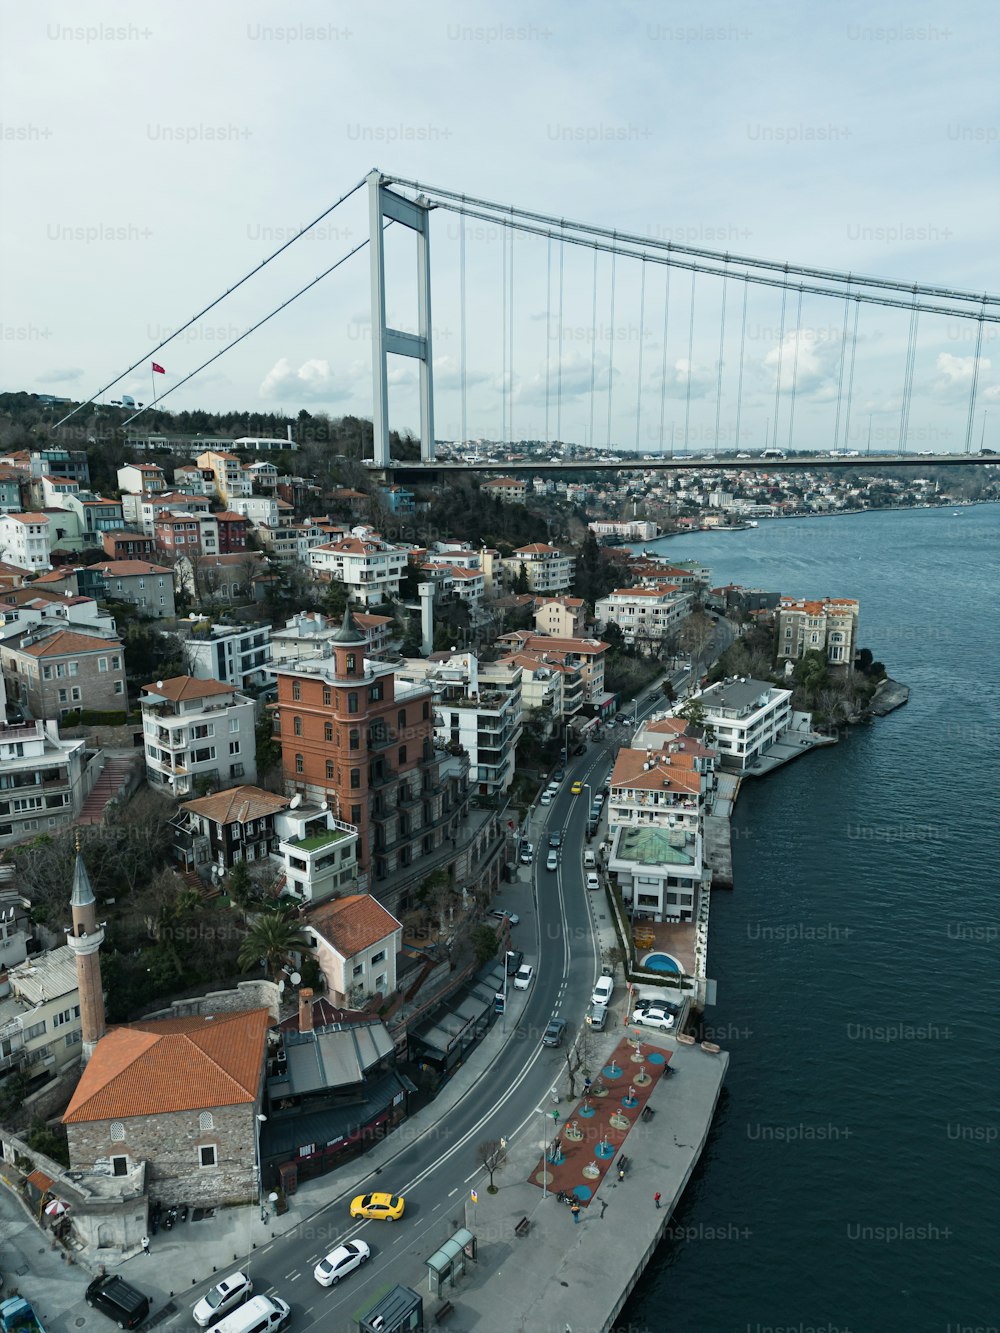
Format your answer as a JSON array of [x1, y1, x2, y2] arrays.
[[66, 1101, 255, 1207], [143, 978, 281, 1023]]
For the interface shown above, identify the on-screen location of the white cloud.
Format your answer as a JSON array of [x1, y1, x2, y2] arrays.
[[932, 351, 992, 398], [259, 358, 350, 403], [41, 367, 85, 383]]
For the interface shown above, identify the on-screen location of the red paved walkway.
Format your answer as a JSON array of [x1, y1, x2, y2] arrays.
[[528, 1034, 673, 1206]]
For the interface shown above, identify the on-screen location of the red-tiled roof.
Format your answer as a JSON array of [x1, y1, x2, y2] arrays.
[[18, 628, 122, 658], [307, 894, 401, 957], [180, 785, 290, 825], [143, 675, 234, 701]]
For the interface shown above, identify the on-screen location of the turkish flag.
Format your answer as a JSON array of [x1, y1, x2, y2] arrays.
[[151, 362, 165, 374]]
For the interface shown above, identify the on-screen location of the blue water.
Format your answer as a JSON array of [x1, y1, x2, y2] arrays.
[[643, 952, 681, 974], [623, 506, 1000, 1333]]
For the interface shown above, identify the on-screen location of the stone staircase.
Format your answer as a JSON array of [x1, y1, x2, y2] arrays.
[[75, 757, 136, 826]]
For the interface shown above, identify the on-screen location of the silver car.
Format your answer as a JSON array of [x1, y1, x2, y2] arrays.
[[193, 1271, 253, 1327]]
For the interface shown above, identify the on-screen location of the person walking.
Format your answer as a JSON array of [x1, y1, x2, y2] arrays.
[[141, 1235, 150, 1255], [654, 1192, 661, 1209], [570, 1201, 581, 1224]]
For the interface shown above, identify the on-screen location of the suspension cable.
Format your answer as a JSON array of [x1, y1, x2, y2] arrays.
[[57, 175, 368, 428], [657, 265, 672, 456], [557, 222, 565, 445], [898, 293, 919, 453], [635, 258, 647, 452], [588, 245, 599, 451], [963, 315, 985, 452], [683, 270, 696, 451], [842, 298, 861, 455], [460, 207, 468, 448], [545, 232, 552, 447], [832, 288, 851, 450], [786, 287, 804, 452], [771, 277, 789, 449], [713, 267, 728, 453], [606, 240, 617, 448]]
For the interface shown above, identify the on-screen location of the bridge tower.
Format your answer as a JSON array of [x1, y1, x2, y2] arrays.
[[367, 170, 435, 467]]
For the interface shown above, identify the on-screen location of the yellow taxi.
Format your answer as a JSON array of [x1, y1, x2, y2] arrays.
[[571, 781, 584, 795], [350, 1191, 405, 1222]]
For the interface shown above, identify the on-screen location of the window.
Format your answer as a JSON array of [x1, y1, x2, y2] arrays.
[[322, 685, 332, 706], [422, 701, 430, 720], [293, 716, 302, 736], [229, 740, 240, 754], [229, 717, 240, 732], [199, 1112, 214, 1131], [110, 1122, 126, 1142], [351, 804, 361, 823], [325, 760, 335, 780], [398, 746, 407, 764], [112, 1155, 129, 1177], [371, 950, 386, 964], [324, 721, 333, 742], [369, 682, 383, 702], [352, 963, 364, 978], [43, 665, 52, 680], [114, 681, 124, 695], [295, 754, 304, 774], [98, 657, 108, 672], [58, 689, 67, 704], [347, 692, 359, 714], [199, 1145, 217, 1168], [230, 762, 244, 778], [68, 661, 78, 676], [349, 728, 359, 751], [65, 1029, 82, 1047], [23, 1020, 45, 1040], [346, 653, 356, 672], [350, 768, 360, 789], [292, 680, 301, 701], [72, 687, 82, 702], [398, 709, 407, 730]]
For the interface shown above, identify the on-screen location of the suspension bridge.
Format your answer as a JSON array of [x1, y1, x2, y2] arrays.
[[59, 170, 1000, 473]]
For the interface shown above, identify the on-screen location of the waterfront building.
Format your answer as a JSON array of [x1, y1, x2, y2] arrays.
[[500, 542, 575, 594], [683, 677, 793, 772], [777, 596, 859, 667], [595, 585, 692, 647]]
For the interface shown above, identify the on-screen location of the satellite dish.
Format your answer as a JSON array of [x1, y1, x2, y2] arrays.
[[290, 972, 301, 986], [156, 680, 163, 689], [289, 794, 301, 809], [320, 801, 329, 811], [277, 980, 285, 993]]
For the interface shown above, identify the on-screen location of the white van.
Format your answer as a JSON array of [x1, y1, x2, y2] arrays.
[[211, 1296, 290, 1333], [583, 850, 597, 869]]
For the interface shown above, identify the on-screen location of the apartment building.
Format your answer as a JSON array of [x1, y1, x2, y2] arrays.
[[116, 463, 167, 495], [272, 611, 471, 905], [101, 530, 154, 561], [0, 468, 24, 513], [309, 532, 409, 606], [500, 542, 575, 594], [229, 495, 280, 529], [173, 464, 216, 496], [89, 559, 176, 618], [1, 627, 126, 720], [305, 895, 402, 1005], [271, 610, 393, 667], [498, 632, 609, 705], [777, 596, 860, 667], [533, 595, 586, 639], [0, 947, 83, 1083], [125, 490, 212, 535], [141, 675, 256, 795], [394, 652, 523, 797], [28, 449, 90, 485], [419, 562, 485, 608], [684, 677, 794, 772], [63, 493, 126, 544], [182, 621, 272, 689], [481, 477, 527, 504], [0, 513, 51, 571], [595, 585, 692, 646], [0, 720, 86, 846], [154, 510, 219, 558], [196, 449, 252, 504]]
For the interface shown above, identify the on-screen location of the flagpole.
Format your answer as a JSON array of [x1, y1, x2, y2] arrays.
[[151, 365, 157, 411]]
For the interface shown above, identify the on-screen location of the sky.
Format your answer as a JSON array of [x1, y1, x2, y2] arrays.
[[2, 0, 998, 454]]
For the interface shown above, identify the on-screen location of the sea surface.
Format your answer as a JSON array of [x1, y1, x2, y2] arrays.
[[622, 505, 1000, 1333]]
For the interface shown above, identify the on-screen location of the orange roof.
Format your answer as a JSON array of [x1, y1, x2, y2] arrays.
[[609, 749, 702, 795], [511, 542, 560, 555], [18, 628, 122, 658], [180, 785, 290, 825], [307, 894, 401, 956], [2, 512, 48, 524], [506, 633, 609, 656], [63, 1009, 270, 1123], [143, 675, 234, 701], [93, 560, 173, 576]]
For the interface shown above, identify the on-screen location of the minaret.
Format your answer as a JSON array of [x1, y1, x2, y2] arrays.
[[65, 838, 106, 1063]]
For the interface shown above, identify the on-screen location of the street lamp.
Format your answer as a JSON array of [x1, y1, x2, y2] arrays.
[[502, 951, 515, 1034]]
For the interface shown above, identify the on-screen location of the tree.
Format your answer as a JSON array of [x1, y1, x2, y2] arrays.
[[471, 924, 500, 967], [513, 562, 529, 595], [237, 911, 310, 981], [227, 861, 255, 917], [417, 869, 455, 938], [477, 1138, 506, 1193]]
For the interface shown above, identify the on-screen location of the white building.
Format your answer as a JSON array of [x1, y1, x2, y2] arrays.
[[0, 946, 83, 1082], [116, 463, 167, 496], [229, 495, 280, 529], [181, 621, 273, 690], [274, 806, 359, 905], [595, 585, 692, 646], [0, 719, 87, 847], [500, 542, 575, 594], [140, 675, 257, 796], [0, 513, 51, 571], [304, 894, 403, 1007], [394, 652, 523, 797], [309, 532, 409, 606], [682, 677, 794, 772]]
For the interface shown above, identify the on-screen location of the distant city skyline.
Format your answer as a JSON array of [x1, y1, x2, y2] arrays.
[[2, 1, 997, 453]]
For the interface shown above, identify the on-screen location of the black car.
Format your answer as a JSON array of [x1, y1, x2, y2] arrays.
[[505, 950, 524, 976], [543, 1017, 567, 1048], [549, 831, 562, 849], [86, 1274, 150, 1329], [552, 767, 565, 781]]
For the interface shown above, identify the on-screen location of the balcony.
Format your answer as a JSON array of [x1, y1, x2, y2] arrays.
[[369, 763, 397, 788]]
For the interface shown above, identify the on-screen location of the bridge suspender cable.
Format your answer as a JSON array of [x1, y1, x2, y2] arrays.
[[734, 276, 749, 454], [508, 211, 516, 447], [713, 265, 728, 454], [832, 287, 851, 451], [658, 265, 671, 456], [459, 209, 468, 448], [683, 269, 696, 451], [635, 257, 647, 453], [963, 314, 985, 453], [54, 176, 368, 429], [771, 275, 788, 451], [898, 294, 919, 453], [606, 240, 617, 448], [843, 298, 861, 454], [786, 287, 804, 453], [588, 245, 599, 451], [556, 221, 565, 446], [544, 232, 552, 448]]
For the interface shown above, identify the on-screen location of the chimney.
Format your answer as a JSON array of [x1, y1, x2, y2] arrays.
[[298, 987, 314, 1032]]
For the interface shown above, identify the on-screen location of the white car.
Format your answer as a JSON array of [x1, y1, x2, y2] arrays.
[[632, 1005, 676, 1032], [591, 973, 614, 1007], [540, 791, 553, 805], [585, 872, 600, 891], [314, 1238, 371, 1286], [513, 964, 534, 990], [193, 1272, 254, 1327], [519, 843, 534, 864], [546, 850, 558, 871]]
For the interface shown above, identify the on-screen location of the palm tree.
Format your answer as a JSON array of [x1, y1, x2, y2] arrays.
[[237, 912, 310, 982]]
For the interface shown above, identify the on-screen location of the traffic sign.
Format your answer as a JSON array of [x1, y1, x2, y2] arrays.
[[471, 1189, 478, 1204]]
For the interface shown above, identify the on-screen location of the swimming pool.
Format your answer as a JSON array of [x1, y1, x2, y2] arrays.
[[641, 951, 682, 974]]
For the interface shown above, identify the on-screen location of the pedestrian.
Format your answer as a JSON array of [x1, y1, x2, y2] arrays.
[[617, 1165, 625, 1182], [141, 1235, 150, 1255], [570, 1201, 581, 1224], [654, 1192, 661, 1209]]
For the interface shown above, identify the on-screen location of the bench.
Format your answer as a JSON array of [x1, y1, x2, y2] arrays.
[[514, 1215, 531, 1237], [433, 1300, 455, 1325], [641, 1106, 656, 1123]]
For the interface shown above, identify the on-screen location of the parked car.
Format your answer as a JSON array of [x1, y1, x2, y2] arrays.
[[591, 973, 614, 1007], [519, 842, 534, 864], [632, 1005, 676, 1032], [505, 949, 524, 975], [490, 909, 520, 926], [586, 1002, 608, 1030], [314, 1239, 370, 1287], [543, 1016, 567, 1047], [210, 1297, 290, 1333], [540, 791, 552, 805], [583, 849, 597, 868], [513, 964, 534, 991], [586, 872, 600, 891], [193, 1272, 253, 1327], [552, 768, 565, 781], [593, 793, 605, 808], [86, 1275, 151, 1330], [350, 1192, 405, 1221], [546, 850, 558, 872]]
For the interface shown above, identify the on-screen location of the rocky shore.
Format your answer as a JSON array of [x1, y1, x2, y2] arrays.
[[868, 677, 910, 716]]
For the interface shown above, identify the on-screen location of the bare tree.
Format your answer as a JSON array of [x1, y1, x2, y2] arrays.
[[477, 1138, 506, 1193]]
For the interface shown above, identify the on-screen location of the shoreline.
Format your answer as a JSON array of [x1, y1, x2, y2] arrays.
[[648, 498, 992, 539]]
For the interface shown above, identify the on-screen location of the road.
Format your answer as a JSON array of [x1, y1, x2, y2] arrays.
[[165, 744, 621, 1331]]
